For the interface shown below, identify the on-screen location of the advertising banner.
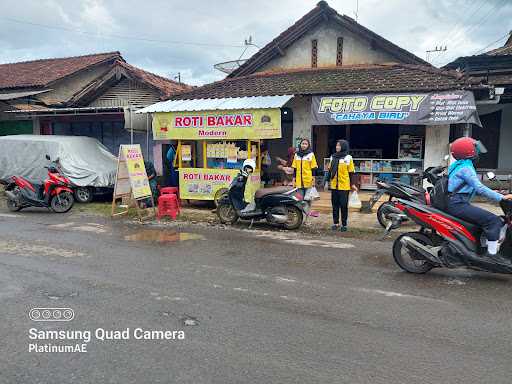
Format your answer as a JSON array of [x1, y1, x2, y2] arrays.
[[179, 168, 260, 201], [311, 91, 482, 126], [119, 144, 152, 199], [152, 109, 282, 140]]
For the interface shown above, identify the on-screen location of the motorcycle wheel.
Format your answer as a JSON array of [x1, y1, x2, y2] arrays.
[[283, 206, 303, 230], [74, 187, 93, 203], [393, 232, 434, 274], [50, 192, 74, 213], [377, 201, 402, 229], [6, 187, 22, 212], [216, 202, 238, 224], [213, 188, 228, 207]]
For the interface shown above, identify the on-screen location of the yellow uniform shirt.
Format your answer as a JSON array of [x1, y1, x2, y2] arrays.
[[292, 152, 318, 188], [328, 155, 355, 190]]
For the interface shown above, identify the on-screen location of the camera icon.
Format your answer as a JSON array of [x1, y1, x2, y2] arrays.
[[29, 308, 74, 322]]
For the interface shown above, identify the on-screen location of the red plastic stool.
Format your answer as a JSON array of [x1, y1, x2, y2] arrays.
[[160, 187, 179, 195], [157, 193, 180, 220], [159, 187, 180, 208]]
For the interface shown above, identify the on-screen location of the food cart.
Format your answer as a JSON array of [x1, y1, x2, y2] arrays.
[[137, 96, 293, 202]]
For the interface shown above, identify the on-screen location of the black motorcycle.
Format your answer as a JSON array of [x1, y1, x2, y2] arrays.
[[216, 173, 307, 230], [369, 166, 445, 229]]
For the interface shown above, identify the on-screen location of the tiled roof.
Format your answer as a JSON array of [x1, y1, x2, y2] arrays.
[[115, 61, 192, 98], [228, 1, 428, 78], [486, 45, 512, 56], [174, 64, 477, 100], [486, 33, 512, 56], [0, 52, 122, 89]]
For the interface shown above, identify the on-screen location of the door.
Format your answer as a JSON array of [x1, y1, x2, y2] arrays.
[[473, 111, 501, 169]]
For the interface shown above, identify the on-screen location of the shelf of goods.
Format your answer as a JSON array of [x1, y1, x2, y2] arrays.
[[354, 158, 424, 190], [206, 141, 257, 169]]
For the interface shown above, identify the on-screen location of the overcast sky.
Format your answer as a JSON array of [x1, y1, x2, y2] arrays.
[[1, 0, 511, 86]]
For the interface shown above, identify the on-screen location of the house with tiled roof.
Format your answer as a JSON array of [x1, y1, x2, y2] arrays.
[[0, 51, 191, 161], [445, 32, 512, 171], [150, 1, 489, 189]]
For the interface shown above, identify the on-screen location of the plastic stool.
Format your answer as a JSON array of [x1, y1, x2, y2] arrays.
[[157, 193, 180, 220], [160, 187, 179, 195]]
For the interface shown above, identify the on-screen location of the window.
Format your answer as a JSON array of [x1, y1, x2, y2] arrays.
[[311, 39, 318, 68], [336, 37, 344, 66]]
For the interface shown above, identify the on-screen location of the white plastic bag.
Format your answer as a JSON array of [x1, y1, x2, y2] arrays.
[[304, 187, 320, 201], [348, 191, 362, 209]]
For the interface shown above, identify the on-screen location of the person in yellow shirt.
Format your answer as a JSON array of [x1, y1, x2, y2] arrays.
[[325, 140, 358, 232], [292, 138, 318, 193]]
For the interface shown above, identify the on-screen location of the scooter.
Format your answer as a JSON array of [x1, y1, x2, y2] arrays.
[[4, 155, 74, 213], [386, 185, 512, 275], [370, 166, 445, 229], [216, 172, 308, 230]]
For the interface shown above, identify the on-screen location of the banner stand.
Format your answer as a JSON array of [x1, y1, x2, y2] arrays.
[[111, 144, 156, 221]]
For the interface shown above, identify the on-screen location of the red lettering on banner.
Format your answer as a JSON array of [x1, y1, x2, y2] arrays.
[[175, 117, 183, 127], [183, 173, 201, 180], [243, 115, 252, 126], [225, 115, 235, 125], [234, 115, 242, 125], [207, 116, 216, 126]]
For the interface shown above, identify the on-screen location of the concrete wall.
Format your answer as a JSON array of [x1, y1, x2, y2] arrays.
[[37, 62, 113, 105], [259, 20, 398, 72], [285, 96, 312, 144], [424, 124, 450, 171]]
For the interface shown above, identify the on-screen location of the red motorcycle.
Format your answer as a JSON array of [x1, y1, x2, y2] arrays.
[[4, 155, 74, 213], [387, 196, 512, 275]]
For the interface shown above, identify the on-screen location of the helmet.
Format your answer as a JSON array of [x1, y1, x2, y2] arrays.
[[450, 137, 487, 160], [242, 158, 256, 172]]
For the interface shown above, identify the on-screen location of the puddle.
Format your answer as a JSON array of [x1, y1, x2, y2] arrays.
[[124, 230, 205, 243]]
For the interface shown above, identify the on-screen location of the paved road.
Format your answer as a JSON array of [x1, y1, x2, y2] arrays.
[[1, 208, 511, 383]]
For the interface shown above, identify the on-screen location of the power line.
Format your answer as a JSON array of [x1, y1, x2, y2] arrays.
[[430, 0, 488, 62], [472, 32, 510, 55], [433, 0, 508, 66], [2, 17, 245, 49]]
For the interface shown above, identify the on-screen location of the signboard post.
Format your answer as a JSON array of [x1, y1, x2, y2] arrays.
[[111, 144, 155, 221]]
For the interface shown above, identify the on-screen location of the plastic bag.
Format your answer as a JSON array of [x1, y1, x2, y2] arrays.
[[348, 191, 362, 209], [304, 187, 320, 201]]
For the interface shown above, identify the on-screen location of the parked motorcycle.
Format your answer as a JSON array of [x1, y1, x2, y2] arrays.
[[385, 171, 512, 275], [4, 155, 74, 213], [369, 166, 445, 229], [216, 170, 307, 230]]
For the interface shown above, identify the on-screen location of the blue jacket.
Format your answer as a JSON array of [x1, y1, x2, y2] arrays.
[[448, 159, 503, 202]]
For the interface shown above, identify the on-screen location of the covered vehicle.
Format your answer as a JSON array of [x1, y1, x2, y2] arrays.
[[0, 135, 117, 203]]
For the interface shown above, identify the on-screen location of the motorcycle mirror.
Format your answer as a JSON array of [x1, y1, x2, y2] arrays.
[[486, 171, 496, 180], [444, 155, 450, 161], [408, 169, 417, 173], [45, 154, 51, 160]]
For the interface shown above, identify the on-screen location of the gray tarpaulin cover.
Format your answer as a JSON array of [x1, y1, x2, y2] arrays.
[[0, 135, 117, 187]]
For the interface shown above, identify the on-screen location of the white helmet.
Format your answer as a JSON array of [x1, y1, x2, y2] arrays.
[[242, 158, 256, 172]]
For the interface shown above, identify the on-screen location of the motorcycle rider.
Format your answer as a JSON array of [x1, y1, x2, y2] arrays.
[[447, 137, 512, 257], [231, 158, 256, 212]]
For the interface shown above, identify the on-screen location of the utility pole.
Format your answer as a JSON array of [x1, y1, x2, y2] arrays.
[[354, 0, 359, 22], [426, 46, 447, 63], [174, 72, 181, 83]]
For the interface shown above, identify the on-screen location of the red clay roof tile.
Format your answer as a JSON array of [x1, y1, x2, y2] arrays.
[[174, 64, 477, 100], [0, 52, 122, 89]]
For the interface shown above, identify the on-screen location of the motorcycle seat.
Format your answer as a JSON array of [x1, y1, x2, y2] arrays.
[[254, 186, 293, 199], [391, 182, 424, 195], [428, 206, 482, 236]]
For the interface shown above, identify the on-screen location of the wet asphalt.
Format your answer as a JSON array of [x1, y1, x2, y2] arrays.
[[1, 207, 512, 384]]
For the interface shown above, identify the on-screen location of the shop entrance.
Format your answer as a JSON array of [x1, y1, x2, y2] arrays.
[[314, 124, 425, 189]]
